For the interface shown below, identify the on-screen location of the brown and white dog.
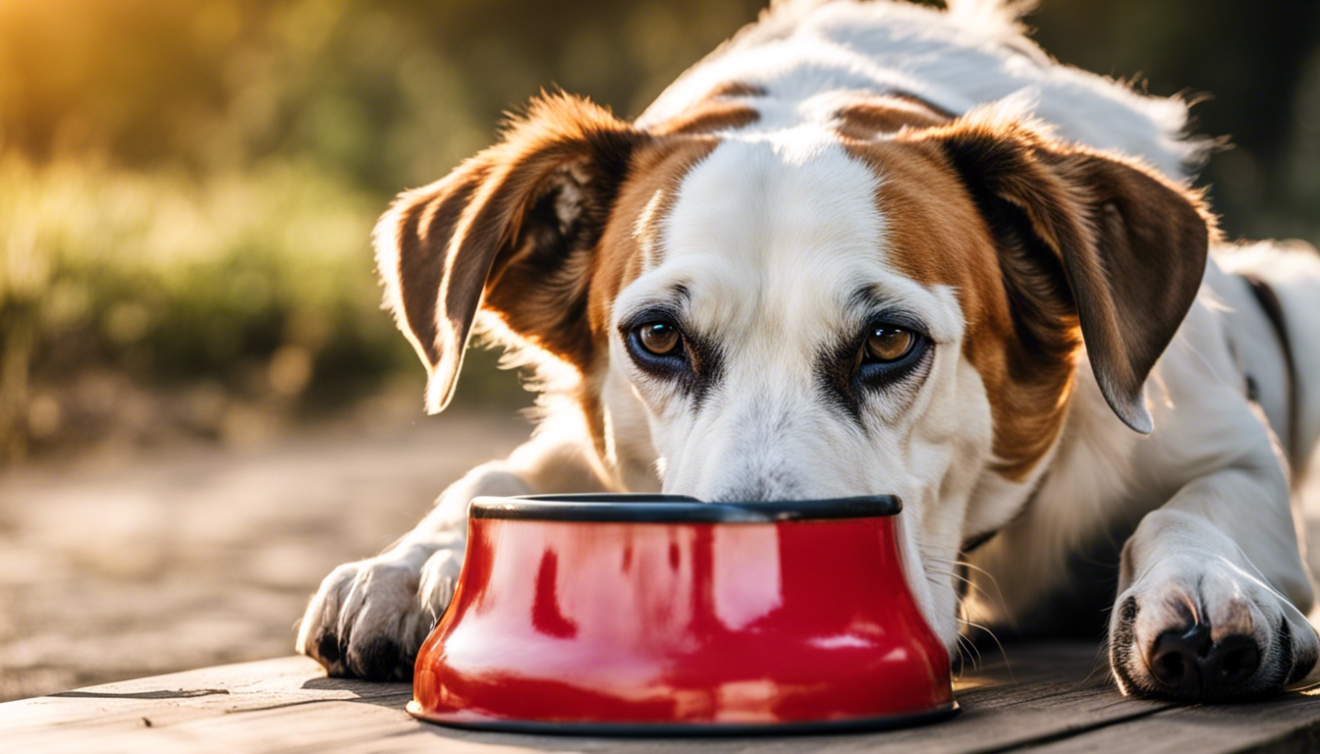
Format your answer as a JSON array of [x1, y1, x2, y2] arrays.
[[297, 0, 1320, 700]]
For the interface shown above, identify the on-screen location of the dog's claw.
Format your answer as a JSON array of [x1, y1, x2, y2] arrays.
[[297, 549, 461, 681], [316, 632, 342, 666], [351, 636, 410, 682]]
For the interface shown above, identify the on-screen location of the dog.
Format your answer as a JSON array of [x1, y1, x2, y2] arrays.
[[296, 0, 1320, 700]]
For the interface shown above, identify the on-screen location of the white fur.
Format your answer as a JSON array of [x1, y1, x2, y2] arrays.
[[637, 0, 1206, 178]]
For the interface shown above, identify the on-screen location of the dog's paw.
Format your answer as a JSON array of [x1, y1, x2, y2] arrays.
[[1109, 554, 1318, 700], [295, 546, 463, 681]]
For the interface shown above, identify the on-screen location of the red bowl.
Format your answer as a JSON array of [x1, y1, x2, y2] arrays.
[[407, 494, 955, 734]]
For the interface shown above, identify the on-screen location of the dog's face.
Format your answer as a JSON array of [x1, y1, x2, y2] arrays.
[[376, 94, 1208, 646]]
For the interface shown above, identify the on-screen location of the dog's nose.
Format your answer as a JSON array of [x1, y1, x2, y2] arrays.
[[1149, 623, 1260, 696]]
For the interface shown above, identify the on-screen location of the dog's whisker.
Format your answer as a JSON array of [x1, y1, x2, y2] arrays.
[[1077, 637, 1115, 689], [929, 564, 1014, 677], [951, 573, 1001, 614], [956, 630, 983, 672], [927, 565, 1001, 622], [952, 559, 1019, 628], [950, 635, 971, 680], [957, 617, 1014, 681], [927, 560, 1015, 635]]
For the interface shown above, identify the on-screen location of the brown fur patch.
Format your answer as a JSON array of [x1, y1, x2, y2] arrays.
[[834, 95, 952, 139], [703, 81, 768, 100], [483, 135, 721, 387], [651, 102, 760, 136], [392, 165, 492, 367], [846, 115, 1210, 479], [845, 137, 1078, 480], [589, 138, 720, 334], [888, 91, 957, 119], [378, 94, 649, 412], [922, 117, 1211, 435], [576, 137, 720, 462], [381, 86, 725, 448]]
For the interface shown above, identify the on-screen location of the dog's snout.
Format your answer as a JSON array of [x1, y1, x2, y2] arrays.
[[708, 480, 787, 503], [1149, 623, 1261, 697]]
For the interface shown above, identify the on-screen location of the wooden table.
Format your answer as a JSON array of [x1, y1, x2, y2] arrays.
[[3, 642, 1318, 753]]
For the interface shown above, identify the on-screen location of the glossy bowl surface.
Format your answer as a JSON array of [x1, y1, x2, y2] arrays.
[[407, 494, 954, 734]]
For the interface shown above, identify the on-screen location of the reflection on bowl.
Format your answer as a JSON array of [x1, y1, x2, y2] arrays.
[[407, 494, 955, 734]]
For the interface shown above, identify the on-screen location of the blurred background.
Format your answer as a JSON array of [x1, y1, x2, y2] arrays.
[[2, 0, 1320, 701]]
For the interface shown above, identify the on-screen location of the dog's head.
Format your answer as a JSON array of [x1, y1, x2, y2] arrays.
[[375, 92, 1209, 644]]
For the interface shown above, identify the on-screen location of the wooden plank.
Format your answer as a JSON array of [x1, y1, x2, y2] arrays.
[[2, 642, 1311, 754], [1028, 688, 1320, 754], [0, 657, 414, 754]]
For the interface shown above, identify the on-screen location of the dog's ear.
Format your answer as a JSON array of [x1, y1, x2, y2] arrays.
[[375, 94, 647, 413], [910, 115, 1211, 433]]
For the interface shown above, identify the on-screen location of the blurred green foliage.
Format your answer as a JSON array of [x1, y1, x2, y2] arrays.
[[1, 0, 1319, 460]]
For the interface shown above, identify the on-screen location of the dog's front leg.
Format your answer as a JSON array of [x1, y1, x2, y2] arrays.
[[296, 429, 612, 680], [1109, 462, 1318, 699]]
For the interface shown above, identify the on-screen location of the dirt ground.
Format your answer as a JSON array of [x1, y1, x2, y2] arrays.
[[0, 409, 529, 702], [3, 408, 1319, 703]]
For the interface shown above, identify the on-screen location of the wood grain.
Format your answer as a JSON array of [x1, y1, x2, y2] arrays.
[[1, 643, 1316, 754]]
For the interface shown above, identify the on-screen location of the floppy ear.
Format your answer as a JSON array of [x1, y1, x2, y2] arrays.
[[912, 115, 1211, 433], [375, 94, 647, 413]]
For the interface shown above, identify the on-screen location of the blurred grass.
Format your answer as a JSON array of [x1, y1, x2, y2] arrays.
[[0, 0, 772, 463], [0, 151, 529, 459], [0, 153, 401, 456], [1, 0, 1319, 463]]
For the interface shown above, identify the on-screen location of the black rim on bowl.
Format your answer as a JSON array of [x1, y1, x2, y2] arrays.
[[408, 701, 957, 736], [468, 493, 902, 523]]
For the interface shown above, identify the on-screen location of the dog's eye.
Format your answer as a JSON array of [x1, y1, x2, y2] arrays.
[[638, 322, 681, 356], [624, 318, 690, 377], [851, 321, 930, 389], [864, 326, 916, 363]]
